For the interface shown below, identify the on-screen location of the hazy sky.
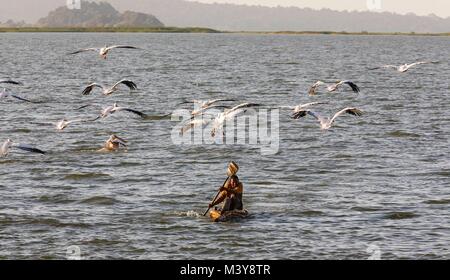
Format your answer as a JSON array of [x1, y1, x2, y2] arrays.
[[191, 0, 450, 17], [0, 0, 449, 22]]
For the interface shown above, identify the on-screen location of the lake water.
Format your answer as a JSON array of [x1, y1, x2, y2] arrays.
[[0, 33, 449, 259]]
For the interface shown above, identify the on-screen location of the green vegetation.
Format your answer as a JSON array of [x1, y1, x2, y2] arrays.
[[0, 27, 448, 36], [233, 31, 450, 36]]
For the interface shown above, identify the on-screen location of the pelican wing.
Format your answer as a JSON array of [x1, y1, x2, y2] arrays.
[[227, 103, 260, 113], [12, 144, 46, 155], [370, 65, 400, 71], [56, 119, 88, 130], [278, 105, 295, 110], [177, 100, 195, 106], [111, 79, 137, 91], [68, 48, 99, 55], [192, 105, 230, 116], [378, 65, 398, 70], [82, 83, 104, 95], [205, 99, 236, 106], [75, 104, 91, 110], [407, 62, 422, 68], [298, 102, 326, 109], [106, 45, 140, 51], [10, 94, 33, 103], [69, 118, 92, 125], [340, 80, 360, 93], [115, 107, 147, 118], [407, 61, 439, 68], [89, 116, 102, 122], [75, 103, 103, 110], [291, 110, 308, 119], [330, 107, 363, 124], [0, 79, 23, 85], [306, 110, 325, 121], [223, 105, 259, 123], [292, 109, 323, 121]]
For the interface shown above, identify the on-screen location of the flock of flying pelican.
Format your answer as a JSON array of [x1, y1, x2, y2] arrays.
[[0, 46, 145, 157], [0, 43, 439, 158], [178, 59, 437, 136]]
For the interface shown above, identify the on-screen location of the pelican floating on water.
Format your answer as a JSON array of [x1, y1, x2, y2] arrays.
[[98, 135, 128, 152], [211, 103, 260, 137], [68, 45, 140, 59], [292, 107, 363, 130], [0, 139, 46, 157], [82, 80, 137, 96], [308, 80, 360, 95], [370, 61, 439, 73], [0, 88, 33, 103]]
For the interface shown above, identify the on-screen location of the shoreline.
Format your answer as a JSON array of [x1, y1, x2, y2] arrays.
[[234, 31, 450, 36], [0, 27, 448, 36], [0, 27, 220, 33]]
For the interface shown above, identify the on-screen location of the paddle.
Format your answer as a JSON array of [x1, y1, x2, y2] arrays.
[[203, 177, 230, 216]]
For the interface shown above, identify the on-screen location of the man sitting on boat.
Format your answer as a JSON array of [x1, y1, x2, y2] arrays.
[[209, 162, 244, 212], [209, 175, 244, 212]]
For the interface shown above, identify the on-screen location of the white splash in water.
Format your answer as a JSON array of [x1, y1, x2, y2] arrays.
[[175, 210, 201, 217]]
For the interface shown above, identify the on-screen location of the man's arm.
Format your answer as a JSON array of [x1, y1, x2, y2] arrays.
[[223, 183, 243, 195], [209, 190, 227, 207]]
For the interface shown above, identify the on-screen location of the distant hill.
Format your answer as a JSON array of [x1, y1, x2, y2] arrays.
[[36, 1, 164, 28], [0, 20, 28, 28], [106, 0, 450, 33]]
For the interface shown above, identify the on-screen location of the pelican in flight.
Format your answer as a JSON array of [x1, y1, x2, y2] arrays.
[[370, 61, 439, 73], [82, 80, 137, 96], [1, 139, 46, 157], [280, 102, 325, 117], [179, 103, 234, 135], [90, 102, 147, 120], [56, 118, 91, 131], [0, 79, 23, 86], [98, 135, 128, 152], [68, 45, 140, 59], [211, 103, 260, 137], [308, 80, 360, 95], [0, 88, 33, 103], [292, 107, 363, 130]]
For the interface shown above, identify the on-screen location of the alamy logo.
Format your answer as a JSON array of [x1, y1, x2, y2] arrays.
[[367, 0, 382, 11], [67, 0, 81, 10], [171, 106, 280, 156], [366, 244, 382, 260], [66, 245, 82, 260]]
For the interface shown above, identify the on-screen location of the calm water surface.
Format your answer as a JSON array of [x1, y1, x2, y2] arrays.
[[0, 33, 449, 259]]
